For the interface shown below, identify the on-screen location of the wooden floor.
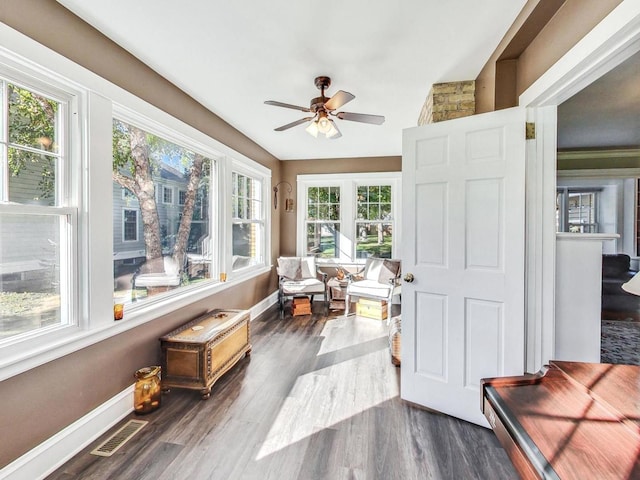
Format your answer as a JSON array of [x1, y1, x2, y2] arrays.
[[47, 305, 516, 480]]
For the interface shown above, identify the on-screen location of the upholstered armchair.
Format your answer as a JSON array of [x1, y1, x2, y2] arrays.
[[345, 257, 401, 319], [277, 256, 328, 316]]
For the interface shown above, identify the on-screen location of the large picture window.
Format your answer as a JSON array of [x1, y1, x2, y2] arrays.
[[112, 118, 214, 302], [0, 79, 74, 341], [298, 173, 401, 263]]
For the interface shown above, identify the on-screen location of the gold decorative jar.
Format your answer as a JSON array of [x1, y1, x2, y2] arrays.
[[134, 366, 161, 414]]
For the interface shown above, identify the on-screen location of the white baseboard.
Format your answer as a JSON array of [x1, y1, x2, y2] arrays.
[[0, 384, 134, 480], [250, 290, 278, 320], [0, 294, 278, 480]]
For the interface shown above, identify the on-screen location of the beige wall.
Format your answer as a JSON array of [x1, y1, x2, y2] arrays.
[[279, 156, 401, 256], [476, 0, 623, 113], [0, 0, 281, 467]]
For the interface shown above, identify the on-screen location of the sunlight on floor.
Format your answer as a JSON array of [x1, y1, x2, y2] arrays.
[[256, 316, 397, 460]]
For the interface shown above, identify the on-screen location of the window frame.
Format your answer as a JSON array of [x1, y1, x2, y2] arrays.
[[228, 158, 269, 275], [0, 27, 272, 382], [296, 172, 401, 264], [556, 187, 601, 233], [0, 47, 84, 365]]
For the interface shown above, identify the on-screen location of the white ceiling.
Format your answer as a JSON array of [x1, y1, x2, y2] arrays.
[[57, 0, 527, 160]]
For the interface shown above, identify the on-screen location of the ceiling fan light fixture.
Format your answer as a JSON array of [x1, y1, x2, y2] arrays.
[[317, 112, 331, 134], [305, 120, 319, 138], [326, 119, 339, 138]]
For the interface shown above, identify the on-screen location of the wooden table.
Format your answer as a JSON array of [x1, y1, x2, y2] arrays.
[[327, 277, 348, 311], [160, 309, 251, 399], [481, 361, 640, 479]]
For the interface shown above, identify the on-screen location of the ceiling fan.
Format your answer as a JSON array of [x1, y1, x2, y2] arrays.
[[264, 76, 385, 139]]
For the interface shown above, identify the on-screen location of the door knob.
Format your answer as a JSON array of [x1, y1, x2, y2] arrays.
[[404, 273, 414, 283]]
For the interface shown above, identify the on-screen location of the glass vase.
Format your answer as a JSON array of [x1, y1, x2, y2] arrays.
[[134, 365, 161, 414]]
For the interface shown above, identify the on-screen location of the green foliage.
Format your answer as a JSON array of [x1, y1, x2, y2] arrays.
[[7, 84, 59, 199]]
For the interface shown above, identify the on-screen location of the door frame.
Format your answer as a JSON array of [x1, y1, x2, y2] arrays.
[[520, 0, 640, 372]]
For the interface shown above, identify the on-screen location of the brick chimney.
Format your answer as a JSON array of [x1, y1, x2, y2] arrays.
[[418, 80, 475, 125]]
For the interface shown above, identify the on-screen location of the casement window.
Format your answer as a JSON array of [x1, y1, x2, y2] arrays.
[[0, 78, 76, 342], [297, 173, 401, 263], [231, 168, 265, 271]]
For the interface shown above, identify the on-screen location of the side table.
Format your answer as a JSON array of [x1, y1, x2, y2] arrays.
[[327, 277, 348, 311]]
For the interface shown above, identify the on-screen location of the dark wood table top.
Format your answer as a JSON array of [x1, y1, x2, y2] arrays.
[[482, 361, 640, 480]]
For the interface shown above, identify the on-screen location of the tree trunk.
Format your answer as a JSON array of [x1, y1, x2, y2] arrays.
[[129, 126, 162, 262], [173, 154, 206, 265]]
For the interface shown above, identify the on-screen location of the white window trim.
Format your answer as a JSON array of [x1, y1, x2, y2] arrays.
[[227, 158, 270, 276], [0, 24, 273, 382], [296, 172, 401, 264]]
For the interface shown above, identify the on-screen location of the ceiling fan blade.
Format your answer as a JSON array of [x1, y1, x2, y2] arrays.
[[324, 90, 355, 111], [274, 117, 314, 131], [265, 100, 311, 112], [336, 112, 385, 125]]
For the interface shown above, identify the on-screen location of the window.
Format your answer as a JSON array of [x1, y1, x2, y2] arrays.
[[297, 173, 401, 263], [163, 186, 173, 204], [0, 30, 272, 380], [556, 188, 599, 233], [123, 209, 138, 241], [113, 118, 214, 302], [356, 185, 393, 258], [231, 170, 264, 270], [0, 79, 75, 341], [305, 186, 341, 258]]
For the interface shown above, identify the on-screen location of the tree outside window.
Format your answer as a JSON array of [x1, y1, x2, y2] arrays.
[[112, 119, 212, 302]]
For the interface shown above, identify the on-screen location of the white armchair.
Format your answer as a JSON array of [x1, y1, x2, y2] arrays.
[[277, 256, 328, 317], [346, 258, 401, 319], [132, 255, 183, 300]]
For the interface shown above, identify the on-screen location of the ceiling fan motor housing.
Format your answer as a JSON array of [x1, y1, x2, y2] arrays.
[[311, 76, 331, 112]]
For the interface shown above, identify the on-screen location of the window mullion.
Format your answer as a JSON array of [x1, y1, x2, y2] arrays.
[[1, 81, 7, 202]]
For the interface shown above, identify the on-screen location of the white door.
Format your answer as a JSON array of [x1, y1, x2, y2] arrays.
[[401, 107, 526, 426]]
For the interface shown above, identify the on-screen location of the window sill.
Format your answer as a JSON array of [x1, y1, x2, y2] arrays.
[[0, 265, 272, 382]]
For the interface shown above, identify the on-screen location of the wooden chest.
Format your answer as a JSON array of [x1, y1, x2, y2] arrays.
[[292, 296, 311, 316], [356, 298, 388, 320], [159, 309, 251, 399]]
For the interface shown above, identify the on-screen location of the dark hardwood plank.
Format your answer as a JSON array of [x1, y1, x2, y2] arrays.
[[46, 306, 516, 480]]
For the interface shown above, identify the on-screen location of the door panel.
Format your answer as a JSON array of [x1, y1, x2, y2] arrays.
[[401, 107, 526, 426]]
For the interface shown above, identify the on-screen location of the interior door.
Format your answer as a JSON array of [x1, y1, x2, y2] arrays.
[[401, 107, 526, 426]]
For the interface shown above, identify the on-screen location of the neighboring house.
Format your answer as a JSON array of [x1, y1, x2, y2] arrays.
[[112, 163, 209, 267]]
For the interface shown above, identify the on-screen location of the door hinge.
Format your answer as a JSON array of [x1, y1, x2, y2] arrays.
[[525, 122, 536, 140]]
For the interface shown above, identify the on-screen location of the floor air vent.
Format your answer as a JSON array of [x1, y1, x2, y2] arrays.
[[90, 419, 148, 457]]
